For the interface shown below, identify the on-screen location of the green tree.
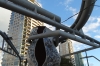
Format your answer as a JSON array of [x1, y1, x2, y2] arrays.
[[60, 57, 73, 66]]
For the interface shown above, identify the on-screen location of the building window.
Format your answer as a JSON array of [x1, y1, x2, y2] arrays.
[[2, 64, 5, 66]]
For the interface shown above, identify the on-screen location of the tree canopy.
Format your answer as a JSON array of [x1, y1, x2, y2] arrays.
[[60, 57, 73, 66]]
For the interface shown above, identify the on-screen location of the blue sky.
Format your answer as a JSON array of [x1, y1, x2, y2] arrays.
[[0, 0, 100, 66]]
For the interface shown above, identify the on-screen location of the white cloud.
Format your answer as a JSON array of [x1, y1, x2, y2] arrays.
[[93, 30, 100, 33], [83, 17, 100, 35], [64, 0, 77, 13], [88, 16, 97, 22], [64, 0, 73, 6], [0, 7, 11, 33], [68, 6, 78, 19], [94, 35, 100, 39], [60, 0, 78, 20], [83, 17, 100, 33], [60, 0, 73, 6]]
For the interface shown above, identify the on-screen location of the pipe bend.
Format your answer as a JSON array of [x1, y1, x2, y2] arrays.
[[71, 0, 95, 30]]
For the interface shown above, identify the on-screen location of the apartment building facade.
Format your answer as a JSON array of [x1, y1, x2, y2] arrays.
[[2, 0, 43, 66]]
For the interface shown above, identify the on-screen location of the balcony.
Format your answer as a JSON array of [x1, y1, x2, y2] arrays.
[[21, 50, 24, 53], [24, 51, 27, 54], [25, 35, 29, 39], [26, 43, 30, 46], [27, 22, 31, 26], [21, 45, 24, 49], [26, 32, 30, 35], [20, 53, 24, 57], [24, 47, 28, 50]]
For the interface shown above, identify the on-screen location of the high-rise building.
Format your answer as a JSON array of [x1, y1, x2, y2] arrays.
[[2, 0, 43, 66], [75, 53, 84, 66], [59, 39, 76, 66]]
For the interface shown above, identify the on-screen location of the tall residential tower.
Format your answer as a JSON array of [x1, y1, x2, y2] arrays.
[[2, 0, 43, 66], [59, 39, 76, 66]]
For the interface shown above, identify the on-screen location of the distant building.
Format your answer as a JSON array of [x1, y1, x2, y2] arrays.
[[2, 0, 43, 66], [75, 53, 84, 66], [59, 39, 76, 66]]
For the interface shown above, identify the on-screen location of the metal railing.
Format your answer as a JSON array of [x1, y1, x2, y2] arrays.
[[0, 30, 21, 66]]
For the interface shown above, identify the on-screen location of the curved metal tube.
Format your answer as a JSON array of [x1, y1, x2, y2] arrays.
[[27, 30, 99, 47], [71, 0, 96, 30], [61, 0, 96, 43]]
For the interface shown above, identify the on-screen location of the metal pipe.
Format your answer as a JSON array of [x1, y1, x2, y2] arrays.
[[62, 46, 100, 57], [8, 0, 61, 22], [81, 56, 100, 62], [0, 0, 100, 45], [0, 47, 17, 57], [91, 56, 100, 62], [71, 0, 95, 30], [85, 51, 89, 66], [2, 38, 4, 49], [19, 60, 21, 66], [27, 30, 99, 47]]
